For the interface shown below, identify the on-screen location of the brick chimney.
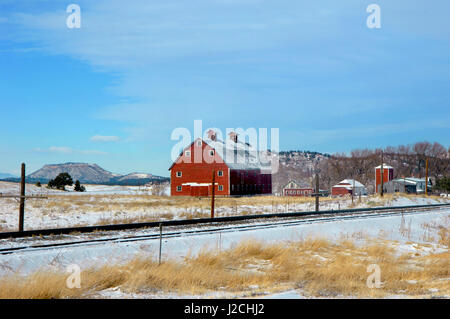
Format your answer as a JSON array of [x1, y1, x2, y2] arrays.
[[229, 131, 238, 143], [207, 129, 217, 141]]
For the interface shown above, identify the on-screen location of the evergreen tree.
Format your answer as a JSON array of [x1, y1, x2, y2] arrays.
[[74, 180, 86, 192], [435, 177, 450, 193], [48, 173, 73, 191]]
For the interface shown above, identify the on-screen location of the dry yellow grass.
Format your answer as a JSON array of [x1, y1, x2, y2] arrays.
[[2, 192, 446, 235], [1, 234, 448, 299], [27, 194, 339, 214]]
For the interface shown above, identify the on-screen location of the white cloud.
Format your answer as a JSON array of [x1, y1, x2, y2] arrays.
[[48, 146, 73, 154], [34, 146, 108, 155], [90, 135, 120, 142]]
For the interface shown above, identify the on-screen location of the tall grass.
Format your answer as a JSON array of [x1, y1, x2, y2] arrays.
[[1, 235, 448, 299]]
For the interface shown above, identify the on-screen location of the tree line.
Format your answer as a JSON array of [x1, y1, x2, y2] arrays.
[[36, 172, 86, 192], [316, 141, 450, 193]]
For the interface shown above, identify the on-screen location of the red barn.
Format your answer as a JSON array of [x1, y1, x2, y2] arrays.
[[169, 130, 272, 196], [331, 179, 367, 196], [283, 181, 313, 196]]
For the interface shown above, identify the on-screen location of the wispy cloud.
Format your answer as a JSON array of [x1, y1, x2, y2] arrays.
[[90, 135, 120, 142], [34, 146, 108, 155]]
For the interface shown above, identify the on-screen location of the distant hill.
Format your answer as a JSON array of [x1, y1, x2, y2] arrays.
[[0, 173, 17, 179], [272, 150, 330, 194], [0, 163, 169, 186]]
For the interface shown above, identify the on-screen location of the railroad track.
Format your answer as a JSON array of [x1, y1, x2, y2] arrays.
[[1, 203, 449, 240], [0, 203, 449, 256]]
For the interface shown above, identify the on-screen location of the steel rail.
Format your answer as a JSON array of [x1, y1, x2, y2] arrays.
[[0, 203, 449, 240]]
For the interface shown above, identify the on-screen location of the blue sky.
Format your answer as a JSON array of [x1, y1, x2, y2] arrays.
[[0, 0, 449, 177]]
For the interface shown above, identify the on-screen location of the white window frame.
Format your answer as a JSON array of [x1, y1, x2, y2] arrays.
[[185, 150, 191, 157], [218, 170, 223, 177], [209, 150, 215, 156], [176, 171, 182, 177], [176, 185, 182, 192], [196, 140, 202, 147], [218, 185, 223, 191]]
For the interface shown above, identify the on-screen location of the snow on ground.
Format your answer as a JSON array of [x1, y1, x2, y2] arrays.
[[0, 181, 172, 230], [0, 181, 156, 196], [0, 208, 448, 281], [1, 180, 448, 232], [1, 180, 449, 298]]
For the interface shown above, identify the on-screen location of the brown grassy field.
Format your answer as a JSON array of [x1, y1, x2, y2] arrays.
[[1, 232, 448, 299], [27, 192, 439, 215], [0, 191, 443, 231]]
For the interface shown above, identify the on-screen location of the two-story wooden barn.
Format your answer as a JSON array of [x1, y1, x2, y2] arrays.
[[169, 130, 272, 196], [283, 181, 313, 197]]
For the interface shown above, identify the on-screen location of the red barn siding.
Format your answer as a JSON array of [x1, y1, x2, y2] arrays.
[[169, 139, 272, 196], [331, 186, 352, 196], [283, 188, 313, 196], [170, 140, 230, 196]]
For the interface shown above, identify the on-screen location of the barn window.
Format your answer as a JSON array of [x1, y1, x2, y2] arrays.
[[218, 185, 223, 191], [176, 171, 182, 177], [218, 170, 223, 177], [196, 140, 202, 147], [185, 150, 191, 157], [209, 150, 215, 156], [176, 186, 182, 192]]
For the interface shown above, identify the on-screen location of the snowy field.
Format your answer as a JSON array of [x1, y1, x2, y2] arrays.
[[1, 181, 449, 298], [0, 207, 448, 298], [1, 181, 449, 232]]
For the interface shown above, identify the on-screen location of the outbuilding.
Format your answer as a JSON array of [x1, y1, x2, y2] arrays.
[[383, 177, 432, 194], [283, 180, 313, 197], [331, 179, 367, 196]]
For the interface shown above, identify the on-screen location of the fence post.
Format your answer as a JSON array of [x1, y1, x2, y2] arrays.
[[315, 172, 320, 212], [211, 170, 215, 218], [159, 223, 163, 265], [19, 163, 26, 232]]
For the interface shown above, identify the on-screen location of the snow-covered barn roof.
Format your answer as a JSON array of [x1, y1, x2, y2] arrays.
[[332, 179, 366, 189], [169, 135, 273, 172], [283, 180, 311, 189], [203, 137, 272, 171]]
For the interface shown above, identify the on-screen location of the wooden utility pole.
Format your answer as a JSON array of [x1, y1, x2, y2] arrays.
[[159, 223, 163, 265], [211, 169, 216, 218], [315, 172, 320, 212], [425, 158, 429, 196], [352, 178, 355, 205], [0, 163, 47, 232], [19, 163, 26, 232], [380, 152, 384, 197]]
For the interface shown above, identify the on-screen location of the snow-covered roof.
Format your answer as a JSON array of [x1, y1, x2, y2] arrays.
[[375, 164, 393, 169], [169, 134, 274, 172], [203, 137, 273, 171], [182, 182, 217, 186], [332, 179, 366, 189], [283, 180, 311, 189], [391, 178, 430, 185]]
